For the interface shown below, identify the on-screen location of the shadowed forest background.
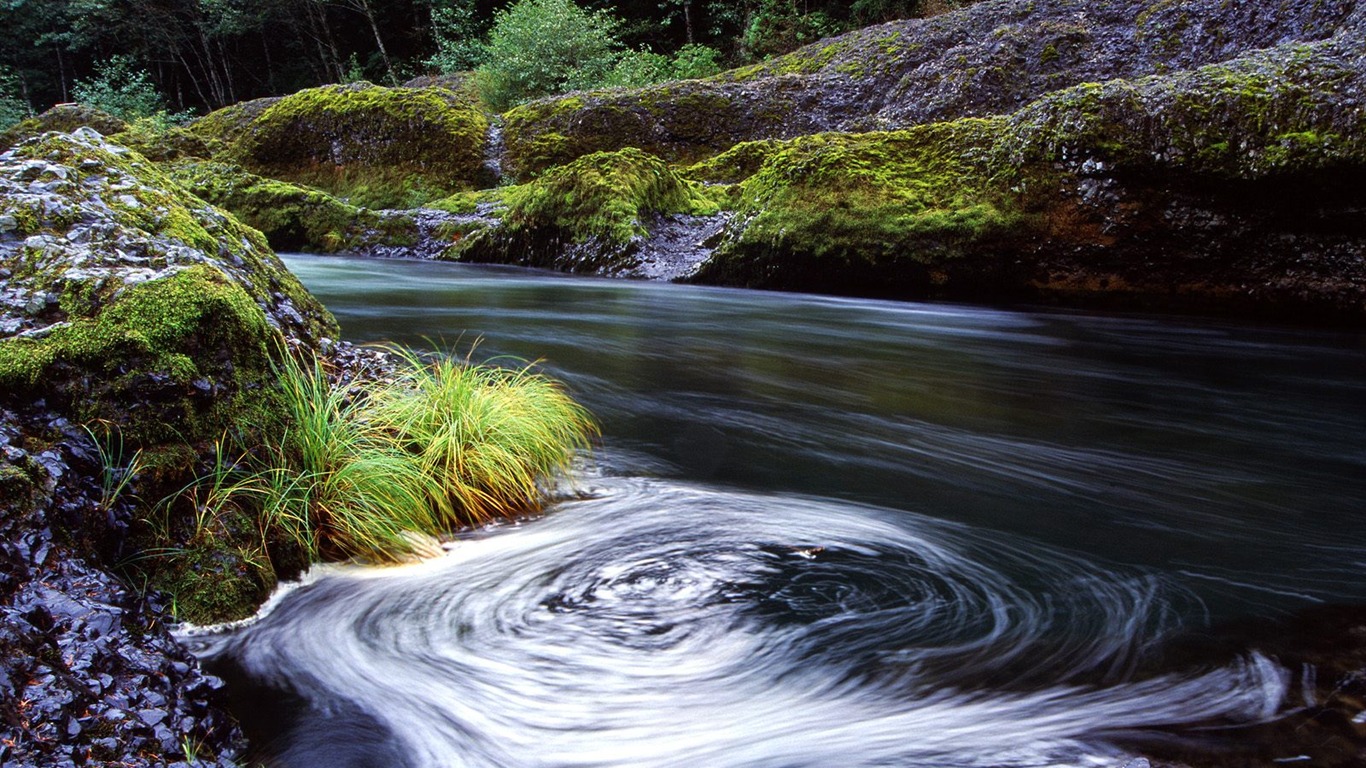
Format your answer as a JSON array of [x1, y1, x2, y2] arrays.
[[0, 0, 974, 122]]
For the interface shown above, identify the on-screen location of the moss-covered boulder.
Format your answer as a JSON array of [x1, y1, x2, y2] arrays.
[[186, 95, 281, 147], [694, 36, 1366, 321], [168, 159, 419, 253], [448, 148, 719, 274], [502, 0, 1361, 176], [225, 83, 490, 209], [110, 118, 221, 162], [0, 128, 339, 619], [0, 104, 127, 152], [502, 78, 833, 181], [693, 119, 1034, 295]]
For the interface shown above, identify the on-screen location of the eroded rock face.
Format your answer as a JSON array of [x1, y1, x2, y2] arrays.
[[0, 128, 340, 764], [218, 82, 490, 209], [502, 0, 1362, 176], [690, 33, 1366, 321]]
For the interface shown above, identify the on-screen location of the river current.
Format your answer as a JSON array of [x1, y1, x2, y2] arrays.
[[183, 254, 1366, 767]]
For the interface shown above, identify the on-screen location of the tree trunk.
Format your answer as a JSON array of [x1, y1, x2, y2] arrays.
[[358, 0, 397, 84]]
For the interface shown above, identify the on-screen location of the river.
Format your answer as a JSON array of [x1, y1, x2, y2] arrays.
[[184, 254, 1366, 767]]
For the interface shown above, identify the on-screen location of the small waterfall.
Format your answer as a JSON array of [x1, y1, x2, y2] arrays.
[[481, 118, 505, 187]]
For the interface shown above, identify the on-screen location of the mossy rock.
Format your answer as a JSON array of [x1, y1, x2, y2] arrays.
[[0, 265, 281, 445], [501, 0, 1361, 180], [110, 119, 220, 162], [0, 104, 127, 151], [695, 118, 1033, 294], [999, 38, 1366, 179], [1, 130, 336, 346], [187, 96, 281, 147], [451, 148, 718, 273], [168, 160, 418, 253], [691, 33, 1366, 320], [502, 78, 830, 181], [228, 83, 490, 209]]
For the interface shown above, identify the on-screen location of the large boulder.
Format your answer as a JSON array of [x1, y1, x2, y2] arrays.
[[0, 127, 340, 763], [218, 82, 490, 209], [167, 159, 420, 253], [692, 35, 1366, 321], [502, 0, 1361, 177], [0, 104, 127, 152], [446, 147, 721, 275]]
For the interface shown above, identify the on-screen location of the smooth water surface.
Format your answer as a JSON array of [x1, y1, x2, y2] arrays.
[[187, 254, 1366, 767]]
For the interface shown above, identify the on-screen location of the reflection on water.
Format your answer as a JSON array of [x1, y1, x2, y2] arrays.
[[191, 255, 1366, 766]]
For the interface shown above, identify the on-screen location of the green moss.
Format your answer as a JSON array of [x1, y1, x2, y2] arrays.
[[502, 85, 748, 180], [169, 160, 415, 252], [427, 187, 507, 215], [110, 118, 219, 162], [682, 139, 786, 184], [187, 96, 281, 147], [230, 83, 490, 209], [999, 40, 1366, 178], [696, 118, 1033, 290], [502, 147, 717, 246], [151, 511, 274, 625], [0, 265, 281, 446]]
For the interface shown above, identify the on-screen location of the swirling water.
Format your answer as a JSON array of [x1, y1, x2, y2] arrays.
[[185, 255, 1366, 767]]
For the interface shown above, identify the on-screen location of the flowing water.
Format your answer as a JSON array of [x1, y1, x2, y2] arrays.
[[185, 254, 1366, 767]]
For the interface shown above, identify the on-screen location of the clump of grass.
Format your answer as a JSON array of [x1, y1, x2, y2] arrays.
[[222, 347, 596, 563]]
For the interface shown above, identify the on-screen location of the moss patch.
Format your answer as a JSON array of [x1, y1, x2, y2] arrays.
[[168, 160, 416, 253], [0, 265, 281, 448], [696, 118, 1030, 292], [999, 39, 1366, 179], [450, 148, 718, 272], [230, 83, 490, 209]]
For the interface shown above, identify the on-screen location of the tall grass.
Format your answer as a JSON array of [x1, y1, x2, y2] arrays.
[[201, 348, 596, 562]]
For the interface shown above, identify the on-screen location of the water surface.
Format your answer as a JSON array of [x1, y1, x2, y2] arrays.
[[188, 255, 1366, 766]]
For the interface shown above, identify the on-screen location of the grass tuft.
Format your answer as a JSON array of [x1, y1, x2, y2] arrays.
[[194, 347, 595, 564]]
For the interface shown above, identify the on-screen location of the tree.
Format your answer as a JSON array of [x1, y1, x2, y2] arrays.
[[0, 65, 31, 131], [475, 0, 622, 109], [72, 55, 176, 121]]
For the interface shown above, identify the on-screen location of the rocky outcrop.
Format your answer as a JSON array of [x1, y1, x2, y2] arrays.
[[691, 34, 1366, 321], [502, 0, 1362, 177], [0, 128, 341, 764], [210, 83, 490, 209], [0, 104, 126, 152], [461, 0, 1366, 322], [445, 148, 722, 276], [166, 159, 420, 253]]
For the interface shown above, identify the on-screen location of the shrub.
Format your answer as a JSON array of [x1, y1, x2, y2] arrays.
[[670, 44, 723, 80], [603, 44, 723, 88], [476, 0, 623, 110], [428, 0, 489, 73], [72, 55, 188, 123], [0, 67, 30, 133]]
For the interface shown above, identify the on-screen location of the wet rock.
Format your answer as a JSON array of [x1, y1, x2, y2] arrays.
[[0, 129, 347, 765]]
